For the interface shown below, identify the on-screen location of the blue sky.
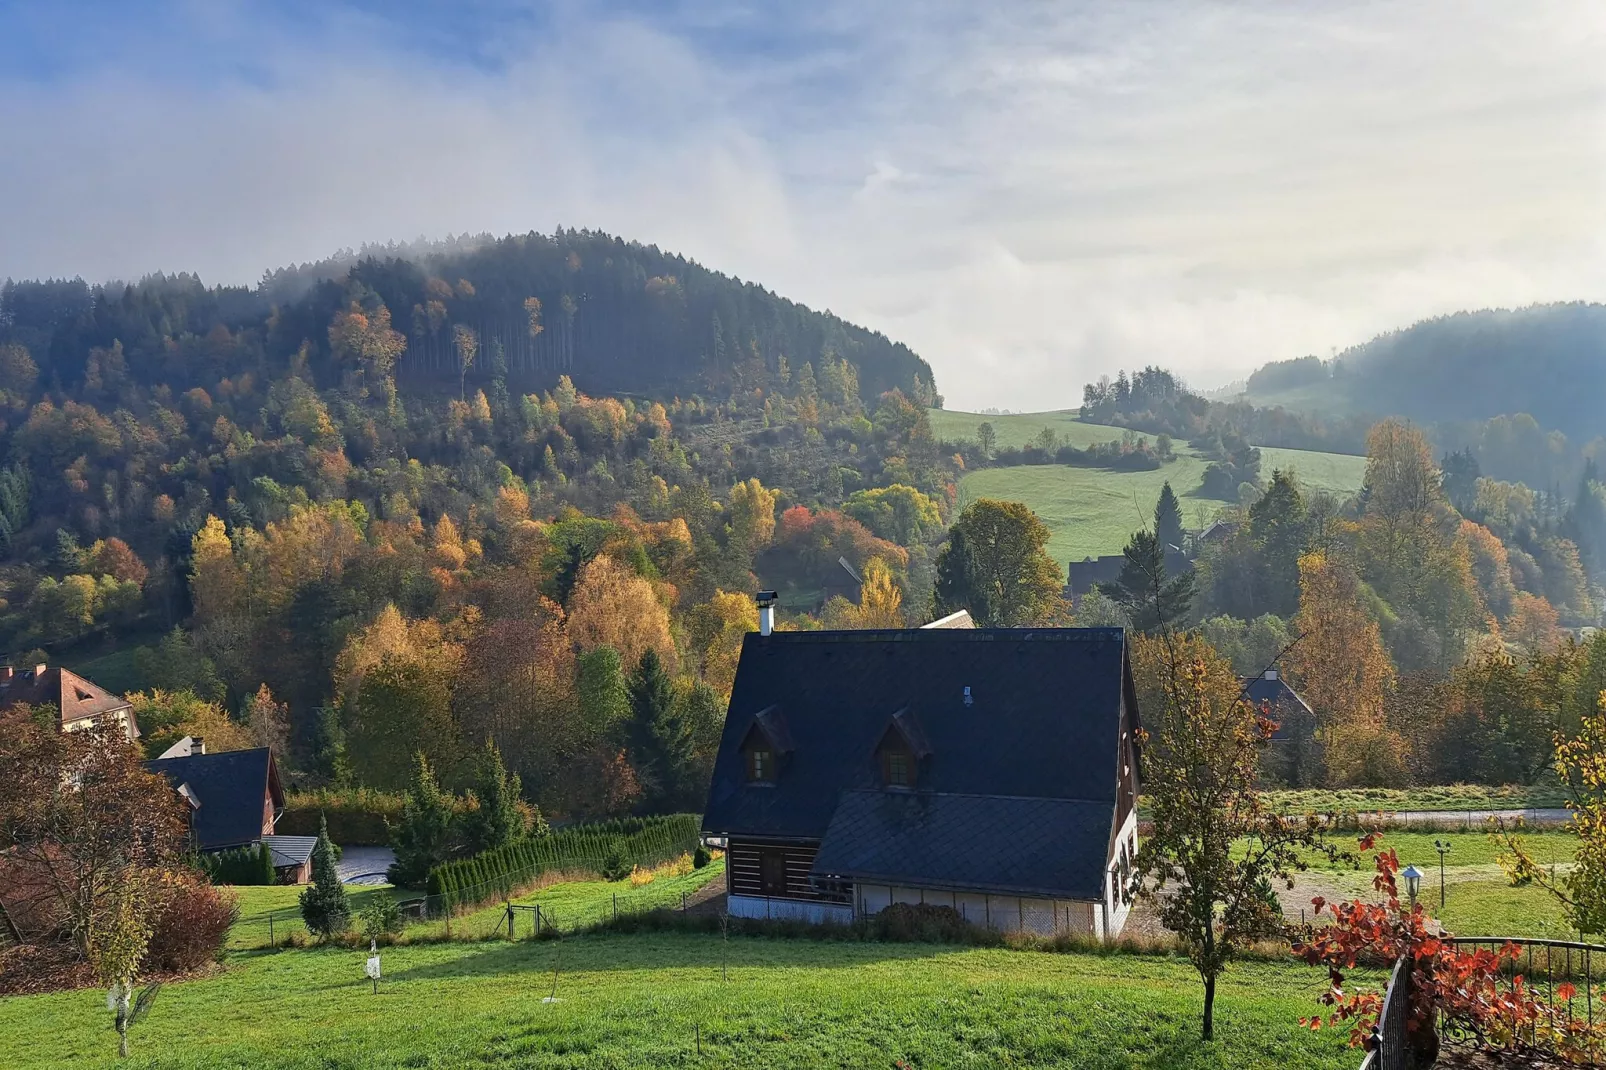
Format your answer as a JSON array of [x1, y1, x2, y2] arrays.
[[2, 1, 1603, 408]]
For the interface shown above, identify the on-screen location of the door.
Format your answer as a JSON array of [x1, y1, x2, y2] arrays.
[[760, 851, 787, 896]]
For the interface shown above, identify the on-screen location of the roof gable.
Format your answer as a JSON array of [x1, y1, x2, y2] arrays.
[[703, 628, 1132, 840], [143, 748, 280, 850], [0, 666, 133, 728]]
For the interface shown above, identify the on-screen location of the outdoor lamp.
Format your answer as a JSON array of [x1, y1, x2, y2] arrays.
[[1401, 865, 1423, 905]]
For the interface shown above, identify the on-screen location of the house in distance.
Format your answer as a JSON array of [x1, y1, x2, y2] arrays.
[[701, 617, 1142, 938], [0, 662, 139, 741]]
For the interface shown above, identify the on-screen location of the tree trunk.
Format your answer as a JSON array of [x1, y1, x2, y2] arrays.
[[1202, 974, 1216, 1041]]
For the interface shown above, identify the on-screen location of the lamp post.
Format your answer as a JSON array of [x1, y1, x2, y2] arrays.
[[1433, 839, 1451, 910], [1401, 865, 1423, 910]]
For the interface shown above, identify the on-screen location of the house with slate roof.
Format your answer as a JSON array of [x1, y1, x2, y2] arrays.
[[143, 746, 300, 878], [701, 626, 1142, 938]]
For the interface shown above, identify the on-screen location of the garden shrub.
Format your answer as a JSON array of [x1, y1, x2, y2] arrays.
[[870, 903, 971, 943], [693, 844, 711, 869], [360, 891, 403, 941], [145, 875, 238, 973]]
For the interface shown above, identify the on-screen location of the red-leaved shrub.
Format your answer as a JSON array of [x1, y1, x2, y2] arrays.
[[144, 873, 237, 973]]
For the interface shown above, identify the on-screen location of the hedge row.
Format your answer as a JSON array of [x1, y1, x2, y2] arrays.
[[198, 842, 276, 885], [278, 788, 473, 845], [426, 813, 701, 913]]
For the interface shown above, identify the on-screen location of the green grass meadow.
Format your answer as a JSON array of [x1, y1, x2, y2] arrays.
[[930, 409, 1367, 563], [0, 933, 1361, 1069]]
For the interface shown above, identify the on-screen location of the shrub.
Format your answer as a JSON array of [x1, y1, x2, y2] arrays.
[[359, 891, 403, 941], [197, 842, 276, 885], [278, 788, 408, 845], [600, 845, 630, 882], [693, 845, 711, 869], [145, 875, 237, 973], [870, 903, 971, 943]]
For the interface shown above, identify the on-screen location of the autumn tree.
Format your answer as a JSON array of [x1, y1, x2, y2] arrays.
[[726, 477, 778, 555], [243, 684, 290, 756], [1131, 632, 1335, 1040], [932, 499, 1062, 627], [328, 300, 407, 377], [347, 657, 458, 791], [1287, 551, 1401, 786], [129, 690, 255, 758], [0, 709, 185, 960], [452, 324, 478, 401], [685, 590, 758, 699], [566, 553, 677, 672]]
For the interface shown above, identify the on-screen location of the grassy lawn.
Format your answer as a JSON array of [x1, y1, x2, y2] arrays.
[[415, 859, 728, 940], [1263, 784, 1571, 815], [929, 408, 1137, 451], [932, 409, 1367, 563], [226, 884, 398, 949], [958, 459, 1227, 564], [0, 933, 1363, 1069], [1429, 878, 1583, 941], [1296, 830, 1577, 872]]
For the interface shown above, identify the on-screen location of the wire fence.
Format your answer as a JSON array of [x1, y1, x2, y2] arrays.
[[228, 842, 716, 950]]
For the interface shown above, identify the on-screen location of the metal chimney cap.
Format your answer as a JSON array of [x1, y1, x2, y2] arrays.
[[756, 590, 778, 605]]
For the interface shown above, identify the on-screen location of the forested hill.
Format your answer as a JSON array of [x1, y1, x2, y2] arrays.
[[0, 229, 939, 405], [1246, 303, 1606, 441]]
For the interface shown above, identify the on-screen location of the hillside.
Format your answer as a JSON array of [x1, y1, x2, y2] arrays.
[[1240, 303, 1606, 441], [932, 409, 1367, 563], [0, 229, 938, 408]]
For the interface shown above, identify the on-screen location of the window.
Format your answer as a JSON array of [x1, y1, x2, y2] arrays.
[[883, 749, 912, 787], [760, 851, 787, 895], [747, 747, 774, 783]]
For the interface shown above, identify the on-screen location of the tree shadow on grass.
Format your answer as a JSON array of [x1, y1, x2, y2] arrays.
[[350, 930, 962, 990]]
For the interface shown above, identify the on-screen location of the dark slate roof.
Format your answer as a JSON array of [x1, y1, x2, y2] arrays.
[[143, 748, 281, 850], [702, 628, 1135, 842], [811, 790, 1115, 900], [1240, 674, 1313, 741], [262, 835, 317, 868]]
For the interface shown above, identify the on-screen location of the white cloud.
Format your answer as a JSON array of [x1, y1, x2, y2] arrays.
[[0, 0, 1602, 409]]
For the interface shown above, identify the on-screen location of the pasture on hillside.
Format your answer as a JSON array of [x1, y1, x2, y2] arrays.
[[930, 408, 1367, 563], [0, 933, 1362, 1069]]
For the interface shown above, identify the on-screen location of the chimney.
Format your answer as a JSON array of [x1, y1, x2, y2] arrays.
[[756, 590, 777, 637], [33, 662, 46, 677], [1264, 669, 1278, 681], [0, 666, 12, 682], [192, 737, 205, 755]]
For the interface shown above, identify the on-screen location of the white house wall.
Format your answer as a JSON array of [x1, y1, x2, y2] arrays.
[[855, 884, 1099, 937], [727, 894, 854, 925], [1102, 807, 1140, 939]]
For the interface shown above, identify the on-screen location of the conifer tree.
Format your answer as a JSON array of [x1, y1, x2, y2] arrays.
[[298, 814, 350, 939], [1154, 482, 1185, 552], [387, 752, 456, 888], [627, 649, 693, 810], [462, 739, 524, 855]]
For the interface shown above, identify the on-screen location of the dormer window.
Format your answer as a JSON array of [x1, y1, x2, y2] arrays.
[[747, 746, 774, 783], [882, 748, 913, 787]]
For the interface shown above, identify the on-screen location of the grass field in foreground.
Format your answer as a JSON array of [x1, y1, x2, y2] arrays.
[[0, 934, 1361, 1069]]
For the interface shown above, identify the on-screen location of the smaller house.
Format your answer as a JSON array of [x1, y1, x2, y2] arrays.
[[262, 836, 318, 884], [1240, 670, 1313, 742], [143, 746, 299, 880], [0, 663, 139, 741], [1065, 546, 1191, 600]]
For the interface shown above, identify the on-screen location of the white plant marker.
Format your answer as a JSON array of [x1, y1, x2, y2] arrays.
[[365, 938, 381, 994]]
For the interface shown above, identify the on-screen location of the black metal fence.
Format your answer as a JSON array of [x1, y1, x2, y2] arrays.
[[1443, 936, 1606, 1066], [1359, 956, 1411, 1070]]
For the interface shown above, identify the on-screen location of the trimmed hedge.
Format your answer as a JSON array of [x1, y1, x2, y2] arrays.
[[426, 814, 701, 913], [198, 842, 275, 885]]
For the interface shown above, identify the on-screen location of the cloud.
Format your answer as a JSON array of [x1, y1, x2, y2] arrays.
[[1, 1, 1602, 409]]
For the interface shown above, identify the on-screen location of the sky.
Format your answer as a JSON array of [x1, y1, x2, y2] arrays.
[[1, 1, 1603, 410]]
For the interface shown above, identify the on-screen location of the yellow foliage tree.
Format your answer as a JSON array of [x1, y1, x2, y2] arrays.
[[1507, 592, 1562, 653], [726, 478, 777, 552], [686, 590, 759, 698], [566, 554, 677, 673]]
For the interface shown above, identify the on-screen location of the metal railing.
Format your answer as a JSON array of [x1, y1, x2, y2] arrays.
[[1442, 936, 1606, 1066], [1359, 956, 1411, 1070]]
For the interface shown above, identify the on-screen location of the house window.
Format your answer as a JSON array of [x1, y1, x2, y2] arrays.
[[883, 749, 913, 787], [747, 747, 774, 783], [760, 851, 787, 895]]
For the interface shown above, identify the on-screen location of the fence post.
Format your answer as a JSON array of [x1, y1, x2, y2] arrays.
[[682, 892, 687, 913], [536, 904, 541, 935], [269, 911, 274, 946], [507, 903, 514, 940], [613, 893, 618, 921]]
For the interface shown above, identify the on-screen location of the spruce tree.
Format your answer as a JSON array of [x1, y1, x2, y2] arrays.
[[1101, 528, 1196, 634], [627, 649, 691, 810], [462, 739, 524, 855], [298, 814, 350, 939], [1154, 482, 1185, 553], [256, 840, 276, 885], [386, 752, 456, 888]]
